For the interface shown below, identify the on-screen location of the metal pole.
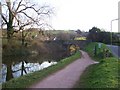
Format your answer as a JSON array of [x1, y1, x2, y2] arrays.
[[110, 18, 119, 45], [111, 20, 112, 45]]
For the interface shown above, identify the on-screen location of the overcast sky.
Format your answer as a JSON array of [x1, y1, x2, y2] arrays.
[[33, 0, 119, 32], [2, 0, 119, 32]]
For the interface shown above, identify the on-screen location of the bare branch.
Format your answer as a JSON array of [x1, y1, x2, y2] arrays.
[[15, 0, 23, 13], [12, 0, 16, 10], [1, 4, 8, 7], [6, 1, 11, 12], [1, 14, 8, 24], [19, 22, 32, 30], [20, 12, 36, 22], [39, 10, 50, 15], [17, 4, 36, 13]]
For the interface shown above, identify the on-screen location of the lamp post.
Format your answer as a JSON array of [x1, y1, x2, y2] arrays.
[[110, 18, 119, 45]]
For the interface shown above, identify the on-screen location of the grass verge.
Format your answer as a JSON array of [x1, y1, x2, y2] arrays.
[[84, 42, 113, 61], [74, 42, 119, 88], [2, 51, 81, 89]]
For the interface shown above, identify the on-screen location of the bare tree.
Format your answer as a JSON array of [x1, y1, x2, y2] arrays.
[[1, 0, 53, 41]]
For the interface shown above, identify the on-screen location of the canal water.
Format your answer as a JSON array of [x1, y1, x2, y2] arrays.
[[1, 52, 67, 83]]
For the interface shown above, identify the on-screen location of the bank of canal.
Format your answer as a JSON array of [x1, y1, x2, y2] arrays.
[[2, 51, 80, 88]]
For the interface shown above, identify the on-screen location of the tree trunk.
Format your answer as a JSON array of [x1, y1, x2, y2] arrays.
[[21, 31, 25, 46], [7, 1, 14, 41], [6, 63, 13, 81]]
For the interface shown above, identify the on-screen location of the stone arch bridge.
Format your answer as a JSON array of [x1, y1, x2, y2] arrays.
[[45, 40, 90, 50]]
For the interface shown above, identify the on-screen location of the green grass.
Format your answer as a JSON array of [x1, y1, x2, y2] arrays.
[[2, 51, 81, 89], [75, 57, 119, 88], [84, 42, 113, 61], [74, 42, 119, 88]]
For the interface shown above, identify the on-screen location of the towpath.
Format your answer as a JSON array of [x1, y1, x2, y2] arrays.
[[29, 50, 98, 88]]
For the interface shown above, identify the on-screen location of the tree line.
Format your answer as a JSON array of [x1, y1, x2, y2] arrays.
[[87, 27, 119, 45]]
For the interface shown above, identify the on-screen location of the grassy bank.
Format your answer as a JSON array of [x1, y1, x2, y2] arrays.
[[2, 51, 81, 89], [74, 42, 119, 88], [84, 42, 113, 61]]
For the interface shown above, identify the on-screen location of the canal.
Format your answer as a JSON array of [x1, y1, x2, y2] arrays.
[[1, 52, 67, 83]]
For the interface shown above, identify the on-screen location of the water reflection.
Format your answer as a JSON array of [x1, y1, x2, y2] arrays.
[[1, 52, 66, 83], [1, 60, 57, 83]]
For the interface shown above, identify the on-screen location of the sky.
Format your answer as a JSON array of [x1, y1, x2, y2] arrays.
[[33, 0, 119, 32], [2, 0, 119, 32]]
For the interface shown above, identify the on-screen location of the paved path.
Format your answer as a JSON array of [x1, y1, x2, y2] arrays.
[[29, 50, 98, 88], [107, 45, 120, 58]]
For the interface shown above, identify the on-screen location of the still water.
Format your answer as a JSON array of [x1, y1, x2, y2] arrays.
[[1, 52, 67, 83], [1, 61, 57, 83]]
